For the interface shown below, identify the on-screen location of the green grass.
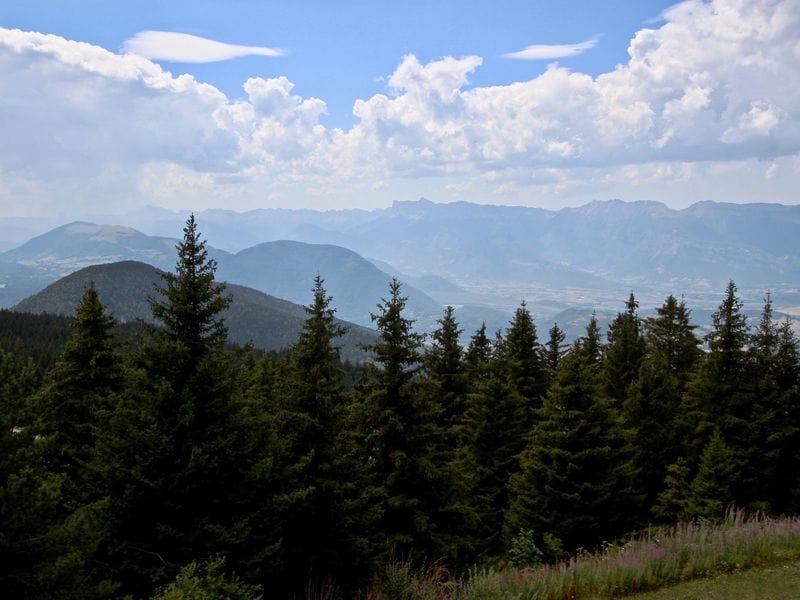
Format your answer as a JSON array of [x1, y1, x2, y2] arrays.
[[627, 560, 800, 599], [362, 510, 800, 599]]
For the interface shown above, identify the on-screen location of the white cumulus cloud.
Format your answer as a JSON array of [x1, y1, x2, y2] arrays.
[[122, 31, 284, 63], [0, 0, 799, 214]]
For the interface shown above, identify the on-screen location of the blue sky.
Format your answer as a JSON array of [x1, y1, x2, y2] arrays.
[[1, 1, 672, 128], [0, 0, 798, 215]]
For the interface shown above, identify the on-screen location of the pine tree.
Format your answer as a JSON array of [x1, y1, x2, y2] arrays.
[[463, 331, 529, 559], [626, 294, 701, 517], [602, 293, 645, 407], [681, 281, 754, 504], [687, 430, 737, 519], [504, 301, 547, 411], [36, 285, 123, 498], [543, 322, 567, 380], [423, 305, 467, 442], [96, 216, 243, 596], [357, 279, 444, 560], [505, 316, 638, 556]]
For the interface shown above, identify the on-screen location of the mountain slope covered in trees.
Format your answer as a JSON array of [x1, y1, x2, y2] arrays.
[[12, 260, 377, 362], [1, 215, 798, 598]]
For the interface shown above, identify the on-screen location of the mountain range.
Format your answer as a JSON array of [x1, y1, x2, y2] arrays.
[[1, 199, 798, 345], [100, 199, 800, 289]]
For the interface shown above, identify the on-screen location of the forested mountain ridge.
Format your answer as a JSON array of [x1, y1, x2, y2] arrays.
[[0, 221, 511, 337], [12, 260, 377, 362]]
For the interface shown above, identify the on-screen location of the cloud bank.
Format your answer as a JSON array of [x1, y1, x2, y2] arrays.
[[122, 31, 284, 63], [0, 0, 798, 214]]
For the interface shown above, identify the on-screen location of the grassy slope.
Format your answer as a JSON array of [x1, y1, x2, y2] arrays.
[[627, 561, 800, 599]]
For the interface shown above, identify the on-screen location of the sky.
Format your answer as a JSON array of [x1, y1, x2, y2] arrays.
[[0, 0, 798, 217]]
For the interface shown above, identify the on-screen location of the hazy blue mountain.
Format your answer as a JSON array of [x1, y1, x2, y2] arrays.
[[132, 199, 800, 291], [12, 261, 377, 362], [215, 239, 445, 331], [1, 223, 452, 333], [6, 199, 799, 341], [0, 221, 196, 274]]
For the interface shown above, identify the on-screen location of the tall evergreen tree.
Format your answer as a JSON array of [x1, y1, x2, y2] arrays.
[[149, 214, 231, 360], [4, 288, 122, 598], [681, 281, 755, 504], [36, 285, 123, 497], [505, 316, 638, 556], [0, 348, 65, 598], [423, 305, 468, 441], [96, 216, 243, 596], [687, 430, 737, 519], [626, 294, 701, 517], [504, 301, 547, 411], [357, 279, 448, 561], [543, 322, 567, 381], [602, 292, 645, 407], [463, 331, 530, 559], [768, 319, 800, 513], [642, 294, 701, 378], [270, 276, 376, 591], [464, 323, 492, 384], [749, 296, 800, 513]]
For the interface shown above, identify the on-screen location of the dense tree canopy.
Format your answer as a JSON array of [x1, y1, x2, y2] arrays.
[[1, 219, 799, 598]]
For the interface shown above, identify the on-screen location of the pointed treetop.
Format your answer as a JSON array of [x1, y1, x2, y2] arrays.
[[150, 214, 231, 357]]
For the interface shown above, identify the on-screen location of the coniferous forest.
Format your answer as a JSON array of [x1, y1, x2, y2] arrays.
[[2, 216, 799, 599]]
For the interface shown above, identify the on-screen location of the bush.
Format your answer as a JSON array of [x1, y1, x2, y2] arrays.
[[508, 529, 543, 568], [152, 557, 262, 600]]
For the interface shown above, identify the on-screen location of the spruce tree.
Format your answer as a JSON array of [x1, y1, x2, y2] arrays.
[[4, 288, 122, 598], [423, 305, 467, 441], [96, 215, 243, 596], [149, 214, 231, 360], [464, 323, 492, 384], [749, 296, 800, 513], [0, 349, 63, 598], [769, 319, 800, 512], [602, 292, 645, 407], [269, 276, 375, 591], [463, 331, 529, 559], [687, 430, 737, 519], [642, 294, 701, 378], [505, 316, 638, 556], [504, 301, 547, 411], [543, 322, 567, 380], [36, 285, 123, 498], [681, 281, 754, 504], [358, 279, 444, 560], [626, 294, 701, 517]]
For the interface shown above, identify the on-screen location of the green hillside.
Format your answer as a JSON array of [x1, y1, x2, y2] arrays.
[[12, 260, 376, 362]]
